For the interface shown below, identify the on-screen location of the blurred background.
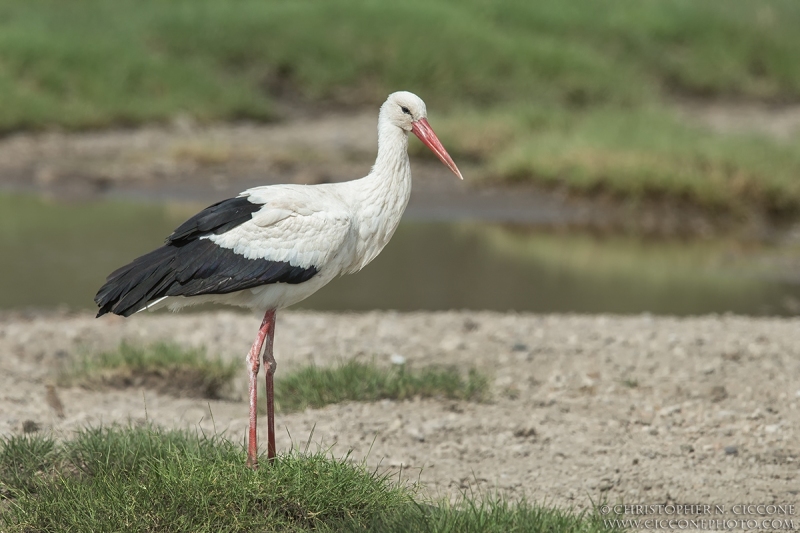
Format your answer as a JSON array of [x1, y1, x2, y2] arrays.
[[1, 0, 800, 316]]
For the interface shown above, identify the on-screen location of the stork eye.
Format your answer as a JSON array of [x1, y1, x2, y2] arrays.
[[401, 106, 411, 115]]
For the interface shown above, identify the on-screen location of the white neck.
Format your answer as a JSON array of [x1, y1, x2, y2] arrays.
[[344, 115, 413, 272], [372, 118, 410, 182]]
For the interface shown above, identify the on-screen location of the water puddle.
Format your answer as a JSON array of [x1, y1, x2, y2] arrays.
[[2, 194, 800, 315]]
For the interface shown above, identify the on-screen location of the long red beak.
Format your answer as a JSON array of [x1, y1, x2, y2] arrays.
[[411, 118, 463, 180]]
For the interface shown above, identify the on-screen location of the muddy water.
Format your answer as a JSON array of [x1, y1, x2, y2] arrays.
[[2, 194, 800, 315]]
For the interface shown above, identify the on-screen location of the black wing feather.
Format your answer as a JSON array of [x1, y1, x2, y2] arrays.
[[167, 196, 260, 244], [95, 196, 318, 317]]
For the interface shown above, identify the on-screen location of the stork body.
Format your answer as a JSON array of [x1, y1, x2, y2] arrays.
[[95, 91, 462, 467]]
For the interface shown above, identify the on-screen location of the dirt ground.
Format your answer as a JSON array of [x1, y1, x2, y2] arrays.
[[1, 310, 798, 510]]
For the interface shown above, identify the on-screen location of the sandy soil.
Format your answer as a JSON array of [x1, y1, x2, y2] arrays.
[[1, 310, 798, 510]]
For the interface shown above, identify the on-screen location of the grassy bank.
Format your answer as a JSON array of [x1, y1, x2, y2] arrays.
[[61, 343, 239, 400], [2, 0, 799, 127], [435, 106, 800, 216], [0, 426, 617, 532], [61, 343, 491, 411], [1, 0, 799, 214], [275, 360, 489, 412]]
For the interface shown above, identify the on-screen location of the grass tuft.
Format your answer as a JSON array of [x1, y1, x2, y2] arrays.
[[61, 344, 489, 412], [622, 378, 639, 389], [349, 493, 621, 533], [275, 360, 490, 413], [0, 426, 619, 532], [0, 426, 409, 531], [62, 342, 238, 400], [0, 434, 58, 496]]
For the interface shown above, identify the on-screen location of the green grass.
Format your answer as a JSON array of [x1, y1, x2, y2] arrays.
[[0, 426, 619, 532], [275, 360, 490, 413], [62, 343, 239, 400], [435, 105, 800, 215], [2, 0, 800, 214], [62, 342, 490, 410], [1, 0, 799, 130]]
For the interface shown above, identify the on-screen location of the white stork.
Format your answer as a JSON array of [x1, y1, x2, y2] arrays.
[[95, 91, 463, 468]]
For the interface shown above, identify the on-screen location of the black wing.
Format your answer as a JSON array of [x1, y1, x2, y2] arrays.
[[94, 196, 317, 317], [167, 196, 260, 245]]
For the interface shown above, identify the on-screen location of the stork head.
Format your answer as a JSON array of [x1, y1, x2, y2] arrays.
[[382, 91, 463, 180]]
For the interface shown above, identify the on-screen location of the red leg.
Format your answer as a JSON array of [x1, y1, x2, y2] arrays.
[[246, 310, 274, 469], [262, 310, 277, 461]]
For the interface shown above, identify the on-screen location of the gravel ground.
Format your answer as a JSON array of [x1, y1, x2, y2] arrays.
[[1, 310, 798, 510]]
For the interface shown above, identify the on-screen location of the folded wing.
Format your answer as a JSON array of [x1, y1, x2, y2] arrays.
[[95, 187, 352, 317]]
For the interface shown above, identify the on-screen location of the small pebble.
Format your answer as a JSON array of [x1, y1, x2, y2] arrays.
[[725, 445, 739, 456], [462, 319, 479, 332], [513, 425, 537, 439], [709, 385, 728, 402]]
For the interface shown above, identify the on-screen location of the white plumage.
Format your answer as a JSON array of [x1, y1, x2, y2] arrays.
[[95, 91, 463, 467]]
